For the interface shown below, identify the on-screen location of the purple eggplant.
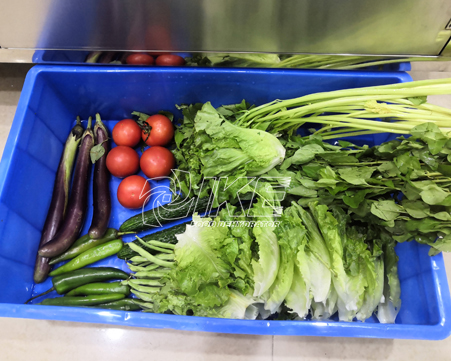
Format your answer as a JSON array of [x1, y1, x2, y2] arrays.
[[33, 118, 84, 283], [88, 113, 111, 239], [38, 117, 95, 258]]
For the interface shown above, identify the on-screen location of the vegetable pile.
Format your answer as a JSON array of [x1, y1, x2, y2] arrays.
[[186, 53, 446, 71], [122, 199, 400, 322], [85, 51, 186, 66], [30, 77, 451, 325]]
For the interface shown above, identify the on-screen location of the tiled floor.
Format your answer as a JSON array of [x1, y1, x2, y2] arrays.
[[0, 62, 451, 360]]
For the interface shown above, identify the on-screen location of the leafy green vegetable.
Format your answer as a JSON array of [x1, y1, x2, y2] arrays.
[[310, 203, 367, 321], [174, 214, 231, 299], [235, 79, 451, 139], [376, 235, 401, 324], [171, 102, 285, 206], [195, 103, 285, 176], [297, 205, 332, 304], [250, 185, 280, 298]]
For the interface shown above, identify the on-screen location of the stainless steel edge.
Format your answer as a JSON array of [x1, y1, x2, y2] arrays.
[[1, 0, 451, 56]]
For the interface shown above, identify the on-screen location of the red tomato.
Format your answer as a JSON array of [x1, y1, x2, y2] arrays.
[[106, 146, 140, 178], [126, 53, 154, 65], [140, 146, 175, 179], [141, 114, 174, 146], [155, 54, 185, 66], [117, 175, 151, 209], [112, 119, 142, 147]]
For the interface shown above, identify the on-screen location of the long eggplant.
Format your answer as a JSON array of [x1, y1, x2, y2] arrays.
[[33, 119, 84, 283], [88, 113, 111, 239], [38, 117, 95, 258]]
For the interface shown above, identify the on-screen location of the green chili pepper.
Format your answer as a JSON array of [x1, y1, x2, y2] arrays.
[[25, 267, 129, 304], [49, 229, 134, 265], [93, 298, 141, 311], [65, 282, 130, 296], [39, 293, 125, 306], [49, 239, 123, 276]]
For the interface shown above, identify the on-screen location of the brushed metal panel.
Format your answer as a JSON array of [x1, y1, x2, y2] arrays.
[[1, 0, 451, 56]]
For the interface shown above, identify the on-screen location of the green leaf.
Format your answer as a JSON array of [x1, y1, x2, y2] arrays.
[[430, 211, 451, 221], [343, 189, 374, 209], [174, 214, 232, 296], [299, 178, 317, 189], [131, 111, 150, 122], [374, 140, 401, 157], [405, 218, 451, 234], [370, 200, 403, 221], [402, 200, 430, 219], [317, 152, 359, 164], [90, 139, 108, 164], [352, 199, 372, 217], [411, 123, 448, 155], [413, 148, 438, 170], [264, 242, 295, 313], [429, 234, 451, 255], [192, 284, 231, 307], [338, 140, 361, 149], [394, 151, 421, 175], [437, 194, 451, 206], [438, 164, 451, 177], [338, 167, 377, 185], [407, 96, 427, 105], [281, 144, 324, 170], [312, 204, 367, 321], [377, 161, 400, 177], [401, 181, 422, 201], [301, 163, 323, 179], [158, 111, 174, 122], [288, 185, 318, 198], [195, 103, 285, 177], [317, 167, 338, 187], [419, 184, 449, 205]]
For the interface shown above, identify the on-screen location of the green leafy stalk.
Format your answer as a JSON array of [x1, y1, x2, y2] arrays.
[[234, 79, 451, 138]]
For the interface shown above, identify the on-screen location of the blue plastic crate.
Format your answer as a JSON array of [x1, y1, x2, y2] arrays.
[[0, 65, 449, 339]]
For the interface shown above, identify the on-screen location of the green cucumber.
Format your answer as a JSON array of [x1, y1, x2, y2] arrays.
[[119, 197, 210, 233], [117, 222, 188, 260]]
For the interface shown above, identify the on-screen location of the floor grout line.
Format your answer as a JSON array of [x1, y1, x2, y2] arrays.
[[271, 335, 274, 361]]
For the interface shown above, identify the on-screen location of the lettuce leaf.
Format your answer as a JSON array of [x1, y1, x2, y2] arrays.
[[264, 240, 294, 313], [195, 289, 259, 319], [297, 205, 332, 304], [174, 214, 231, 297], [251, 184, 280, 298], [275, 204, 312, 318], [195, 102, 285, 176], [309, 203, 367, 321], [377, 235, 401, 324], [171, 102, 285, 202]]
